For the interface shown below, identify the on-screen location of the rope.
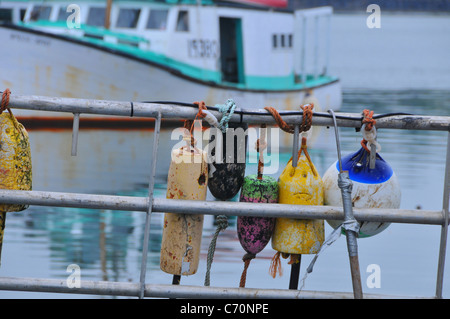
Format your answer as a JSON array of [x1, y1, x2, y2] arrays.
[[182, 101, 208, 149], [362, 109, 376, 131], [239, 253, 256, 288], [204, 215, 228, 286], [1, 88, 11, 114], [264, 103, 314, 134], [269, 251, 283, 278], [360, 109, 381, 153], [217, 99, 236, 133]]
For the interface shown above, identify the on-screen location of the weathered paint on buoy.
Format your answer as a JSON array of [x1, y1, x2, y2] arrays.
[[208, 122, 248, 200], [0, 110, 32, 263], [160, 147, 208, 276], [272, 155, 324, 254], [323, 147, 401, 238], [238, 175, 278, 255]]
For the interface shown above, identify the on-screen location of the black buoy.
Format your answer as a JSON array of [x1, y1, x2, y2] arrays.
[[208, 122, 248, 200]]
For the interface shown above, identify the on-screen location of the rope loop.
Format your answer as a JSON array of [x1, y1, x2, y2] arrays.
[[193, 101, 207, 119], [1, 89, 11, 114], [300, 103, 314, 132], [360, 109, 381, 153], [362, 109, 376, 131], [264, 103, 314, 134], [264, 106, 295, 134], [217, 99, 236, 133]]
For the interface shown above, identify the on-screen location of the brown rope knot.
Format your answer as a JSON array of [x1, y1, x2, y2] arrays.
[[193, 101, 207, 119], [362, 109, 376, 131], [361, 109, 377, 152], [1, 89, 11, 114], [264, 103, 314, 134], [300, 103, 314, 132], [264, 106, 295, 134], [239, 253, 256, 288]]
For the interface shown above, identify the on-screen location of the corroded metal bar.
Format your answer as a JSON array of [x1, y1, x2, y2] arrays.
[[0, 189, 444, 225], [8, 94, 450, 130], [0, 276, 431, 299]]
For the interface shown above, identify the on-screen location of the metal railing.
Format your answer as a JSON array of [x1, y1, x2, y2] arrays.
[[0, 94, 449, 299]]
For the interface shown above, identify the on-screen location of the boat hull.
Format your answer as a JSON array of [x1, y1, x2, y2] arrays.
[[0, 24, 341, 149]]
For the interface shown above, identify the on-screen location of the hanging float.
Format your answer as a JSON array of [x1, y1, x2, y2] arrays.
[[265, 105, 324, 288], [323, 110, 401, 238], [237, 124, 279, 288], [202, 99, 249, 286], [207, 99, 247, 201], [0, 89, 32, 265], [160, 107, 208, 277]]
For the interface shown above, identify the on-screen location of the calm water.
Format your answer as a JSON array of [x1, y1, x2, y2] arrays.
[[1, 13, 450, 299]]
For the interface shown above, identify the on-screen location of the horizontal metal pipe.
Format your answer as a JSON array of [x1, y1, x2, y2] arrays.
[[0, 277, 431, 299], [0, 189, 444, 225], [8, 94, 450, 131]]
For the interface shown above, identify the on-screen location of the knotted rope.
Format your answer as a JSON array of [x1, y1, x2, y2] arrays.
[[1, 88, 12, 115], [360, 109, 381, 153], [216, 99, 236, 133], [204, 215, 228, 286], [239, 253, 256, 287], [264, 103, 314, 134]]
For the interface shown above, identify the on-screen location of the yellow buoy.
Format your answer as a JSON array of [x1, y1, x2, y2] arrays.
[[160, 146, 208, 276], [272, 138, 324, 255], [0, 90, 32, 264]]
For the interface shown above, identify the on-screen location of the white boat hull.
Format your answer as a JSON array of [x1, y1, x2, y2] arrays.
[[0, 24, 341, 149]]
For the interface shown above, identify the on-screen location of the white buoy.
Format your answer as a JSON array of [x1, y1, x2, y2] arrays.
[[323, 147, 401, 238]]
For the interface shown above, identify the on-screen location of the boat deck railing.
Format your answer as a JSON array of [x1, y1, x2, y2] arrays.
[[0, 94, 449, 299]]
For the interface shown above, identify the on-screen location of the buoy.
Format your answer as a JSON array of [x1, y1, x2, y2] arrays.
[[160, 130, 208, 276], [0, 89, 32, 264], [208, 121, 248, 201], [237, 125, 279, 287], [323, 110, 401, 238], [208, 99, 247, 201], [323, 145, 401, 238], [271, 137, 324, 255]]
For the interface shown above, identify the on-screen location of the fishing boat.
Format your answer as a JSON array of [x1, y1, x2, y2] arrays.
[[0, 0, 341, 146]]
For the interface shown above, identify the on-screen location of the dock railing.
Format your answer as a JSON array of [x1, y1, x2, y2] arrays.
[[0, 94, 449, 299]]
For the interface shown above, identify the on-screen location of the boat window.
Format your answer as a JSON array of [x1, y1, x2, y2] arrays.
[[176, 10, 189, 32], [87, 7, 105, 27], [20, 9, 26, 21], [0, 8, 13, 23], [117, 8, 140, 28], [146, 9, 168, 30], [272, 34, 277, 48], [57, 7, 70, 21], [30, 5, 52, 21]]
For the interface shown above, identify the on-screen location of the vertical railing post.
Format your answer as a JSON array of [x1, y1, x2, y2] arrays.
[[436, 131, 450, 298], [138, 112, 162, 299]]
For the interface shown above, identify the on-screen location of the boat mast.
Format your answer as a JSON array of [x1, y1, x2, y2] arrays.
[[104, 0, 113, 29]]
